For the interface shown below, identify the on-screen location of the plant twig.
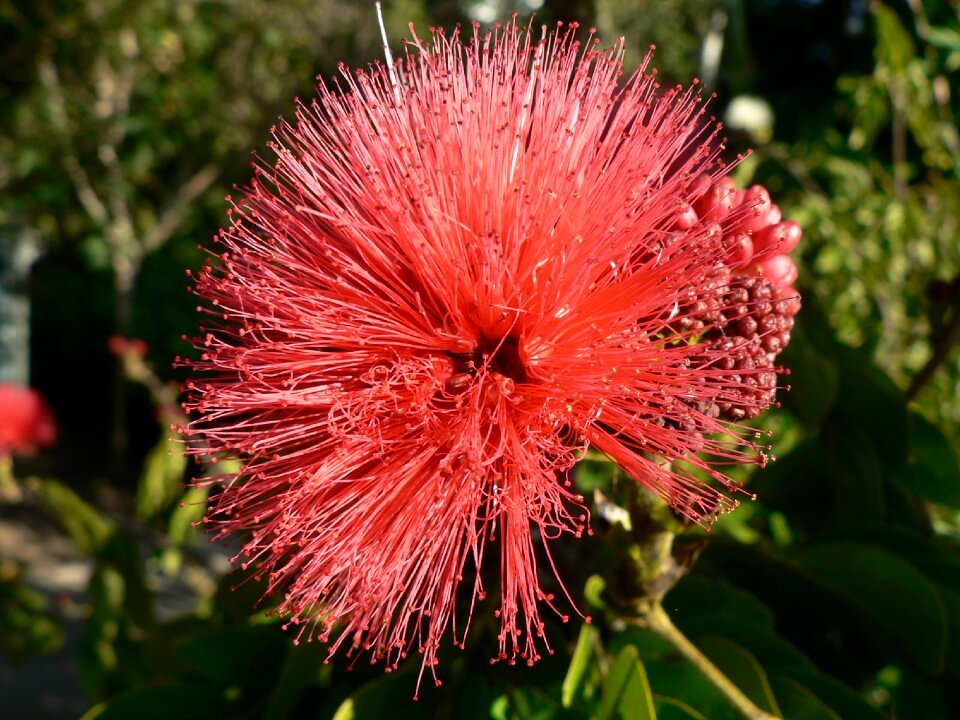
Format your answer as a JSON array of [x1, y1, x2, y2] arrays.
[[610, 486, 780, 720], [142, 163, 220, 254], [38, 59, 112, 227], [907, 286, 960, 402], [635, 603, 781, 720], [0, 455, 21, 502]]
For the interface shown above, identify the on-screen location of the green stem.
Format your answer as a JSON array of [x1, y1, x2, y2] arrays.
[[639, 603, 781, 720], [0, 454, 20, 502]]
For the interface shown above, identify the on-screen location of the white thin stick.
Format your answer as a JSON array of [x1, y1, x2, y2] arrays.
[[375, 2, 399, 91], [510, 27, 546, 184]]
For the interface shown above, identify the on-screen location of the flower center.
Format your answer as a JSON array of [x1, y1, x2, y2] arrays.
[[444, 334, 528, 396], [479, 335, 527, 384]]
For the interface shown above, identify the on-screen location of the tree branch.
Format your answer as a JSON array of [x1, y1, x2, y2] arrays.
[[907, 283, 960, 402], [142, 163, 221, 254], [634, 603, 781, 720], [38, 58, 111, 227]]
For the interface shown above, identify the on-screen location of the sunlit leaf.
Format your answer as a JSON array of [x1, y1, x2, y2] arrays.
[[31, 477, 115, 555], [653, 696, 707, 720], [598, 644, 657, 720], [694, 636, 781, 717], [562, 622, 600, 708], [873, 3, 915, 73], [136, 433, 189, 521]]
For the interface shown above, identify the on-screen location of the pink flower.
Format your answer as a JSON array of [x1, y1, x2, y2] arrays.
[[0, 384, 58, 456], [183, 21, 799, 685], [107, 335, 150, 359]]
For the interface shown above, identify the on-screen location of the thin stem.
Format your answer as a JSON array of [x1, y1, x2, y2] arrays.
[[638, 603, 781, 720], [906, 287, 960, 402], [375, 1, 399, 94], [0, 454, 20, 502]]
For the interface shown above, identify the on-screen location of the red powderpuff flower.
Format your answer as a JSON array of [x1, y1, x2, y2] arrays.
[[0, 384, 58, 456], [183, 20, 799, 685]]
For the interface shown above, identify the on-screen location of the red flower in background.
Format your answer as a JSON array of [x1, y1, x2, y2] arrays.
[[0, 384, 58, 456], [183, 20, 800, 685], [107, 334, 150, 359]]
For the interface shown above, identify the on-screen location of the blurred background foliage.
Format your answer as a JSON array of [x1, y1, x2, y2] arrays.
[[1, 0, 960, 718]]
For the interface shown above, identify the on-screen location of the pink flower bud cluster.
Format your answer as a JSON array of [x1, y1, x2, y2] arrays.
[[683, 175, 802, 291], [680, 176, 802, 420]]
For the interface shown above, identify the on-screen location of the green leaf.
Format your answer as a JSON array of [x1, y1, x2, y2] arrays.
[[921, 25, 960, 52], [873, 1, 916, 72], [76, 540, 156, 698], [653, 697, 707, 720], [175, 624, 287, 698], [584, 574, 608, 612], [599, 644, 657, 720], [777, 321, 839, 429], [833, 351, 909, 466], [576, 454, 620, 494], [892, 412, 960, 508], [0, 572, 65, 663], [821, 417, 886, 521], [162, 485, 210, 574], [32, 477, 115, 555], [892, 666, 950, 720], [936, 585, 960, 674], [681, 616, 814, 672], [213, 564, 273, 622], [666, 575, 775, 629], [784, 670, 887, 720], [644, 655, 738, 720], [794, 541, 948, 673], [136, 433, 189, 521], [167, 485, 210, 544], [769, 676, 842, 720], [694, 636, 781, 717], [99, 531, 155, 626], [331, 662, 439, 720], [608, 627, 676, 662], [747, 438, 831, 528], [562, 621, 600, 708], [810, 523, 960, 674], [262, 636, 329, 720], [505, 685, 566, 720], [80, 684, 231, 720], [816, 523, 956, 575]]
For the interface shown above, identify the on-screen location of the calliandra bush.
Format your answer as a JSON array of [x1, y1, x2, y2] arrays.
[[0, 383, 58, 456], [181, 19, 800, 686]]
